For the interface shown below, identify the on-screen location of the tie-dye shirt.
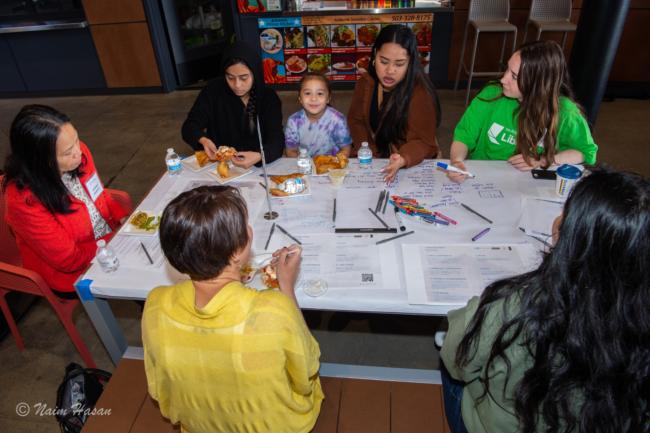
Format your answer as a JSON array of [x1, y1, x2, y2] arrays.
[[285, 107, 352, 156]]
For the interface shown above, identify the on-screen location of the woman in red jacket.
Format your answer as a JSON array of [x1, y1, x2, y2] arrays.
[[2, 105, 129, 298]]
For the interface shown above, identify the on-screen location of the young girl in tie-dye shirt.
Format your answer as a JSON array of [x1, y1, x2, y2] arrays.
[[285, 73, 352, 157]]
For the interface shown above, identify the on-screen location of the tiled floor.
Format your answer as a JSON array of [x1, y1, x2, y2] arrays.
[[0, 88, 648, 432]]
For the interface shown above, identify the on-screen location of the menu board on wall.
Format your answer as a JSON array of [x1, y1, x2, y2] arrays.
[[258, 13, 433, 84]]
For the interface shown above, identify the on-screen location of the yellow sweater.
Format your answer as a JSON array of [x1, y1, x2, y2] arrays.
[[142, 280, 324, 433]]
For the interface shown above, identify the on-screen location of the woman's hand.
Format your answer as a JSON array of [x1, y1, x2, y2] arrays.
[[447, 160, 469, 183], [272, 245, 302, 301], [380, 153, 406, 184], [508, 154, 546, 171], [198, 137, 218, 160], [232, 151, 262, 169]]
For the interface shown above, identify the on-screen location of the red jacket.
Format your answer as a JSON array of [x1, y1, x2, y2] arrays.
[[4, 142, 129, 293]]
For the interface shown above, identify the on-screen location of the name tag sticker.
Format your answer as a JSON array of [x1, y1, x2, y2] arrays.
[[85, 172, 104, 202]]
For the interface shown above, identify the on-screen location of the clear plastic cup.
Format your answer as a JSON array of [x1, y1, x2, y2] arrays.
[[328, 169, 347, 188]]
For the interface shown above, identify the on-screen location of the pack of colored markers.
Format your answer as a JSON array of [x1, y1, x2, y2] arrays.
[[390, 196, 457, 226]]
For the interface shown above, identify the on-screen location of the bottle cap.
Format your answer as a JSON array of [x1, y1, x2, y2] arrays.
[[362, 141, 368, 146], [167, 148, 174, 153], [96, 239, 106, 247]]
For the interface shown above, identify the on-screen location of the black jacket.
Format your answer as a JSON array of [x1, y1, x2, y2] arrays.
[[181, 41, 284, 164]]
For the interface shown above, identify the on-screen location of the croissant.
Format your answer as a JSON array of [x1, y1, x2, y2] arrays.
[[313, 151, 349, 174], [217, 161, 230, 178], [269, 173, 303, 184]]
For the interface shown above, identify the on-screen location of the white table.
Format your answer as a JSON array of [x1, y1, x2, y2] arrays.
[[76, 158, 559, 367]]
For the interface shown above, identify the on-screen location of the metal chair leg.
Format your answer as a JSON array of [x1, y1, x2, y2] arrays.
[[561, 32, 568, 49], [536, 27, 542, 41], [454, 22, 470, 91], [499, 33, 507, 69], [511, 29, 518, 56], [466, 28, 480, 106], [522, 21, 529, 45]]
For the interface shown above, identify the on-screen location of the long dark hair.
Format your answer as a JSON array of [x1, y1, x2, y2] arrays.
[[369, 24, 435, 156], [3, 105, 79, 214], [224, 57, 257, 135], [455, 167, 650, 433]]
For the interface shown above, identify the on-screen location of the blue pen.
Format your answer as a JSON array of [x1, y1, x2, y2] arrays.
[[471, 227, 491, 241], [436, 161, 476, 178]]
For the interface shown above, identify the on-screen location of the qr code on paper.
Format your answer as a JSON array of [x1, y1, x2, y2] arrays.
[[361, 273, 374, 283]]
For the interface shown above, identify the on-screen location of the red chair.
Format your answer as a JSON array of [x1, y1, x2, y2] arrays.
[[0, 175, 132, 368]]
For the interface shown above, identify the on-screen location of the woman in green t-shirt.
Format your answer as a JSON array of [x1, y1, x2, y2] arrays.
[[448, 41, 597, 183]]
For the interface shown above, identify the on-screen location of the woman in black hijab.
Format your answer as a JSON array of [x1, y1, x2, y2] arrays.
[[182, 41, 284, 168]]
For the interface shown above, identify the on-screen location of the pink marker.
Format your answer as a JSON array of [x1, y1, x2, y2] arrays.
[[433, 211, 458, 225]]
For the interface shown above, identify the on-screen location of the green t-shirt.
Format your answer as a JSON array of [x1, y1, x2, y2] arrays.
[[453, 84, 598, 164]]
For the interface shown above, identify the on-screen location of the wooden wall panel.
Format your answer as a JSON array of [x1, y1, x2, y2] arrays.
[[608, 9, 650, 82], [82, 0, 146, 24], [90, 23, 161, 88]]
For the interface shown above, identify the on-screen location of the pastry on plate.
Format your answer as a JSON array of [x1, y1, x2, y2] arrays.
[[261, 264, 279, 289], [313, 151, 349, 175]]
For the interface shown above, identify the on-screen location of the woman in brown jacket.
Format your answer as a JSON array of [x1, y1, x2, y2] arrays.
[[348, 24, 439, 183]]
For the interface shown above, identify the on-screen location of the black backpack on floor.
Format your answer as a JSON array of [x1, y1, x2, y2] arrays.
[[55, 362, 112, 433]]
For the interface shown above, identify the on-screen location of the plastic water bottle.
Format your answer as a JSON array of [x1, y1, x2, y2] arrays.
[[165, 148, 182, 176], [296, 147, 312, 175], [358, 141, 372, 169], [96, 239, 119, 273]]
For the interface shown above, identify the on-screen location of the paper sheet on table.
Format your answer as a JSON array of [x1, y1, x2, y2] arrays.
[[107, 235, 166, 269], [261, 234, 401, 291], [335, 187, 393, 230], [518, 197, 563, 238], [402, 244, 541, 305]]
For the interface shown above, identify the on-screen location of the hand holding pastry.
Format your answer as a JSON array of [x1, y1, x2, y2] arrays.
[[231, 151, 262, 169], [198, 137, 218, 160]]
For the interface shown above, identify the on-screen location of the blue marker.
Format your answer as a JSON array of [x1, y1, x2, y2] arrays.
[[436, 161, 476, 178]]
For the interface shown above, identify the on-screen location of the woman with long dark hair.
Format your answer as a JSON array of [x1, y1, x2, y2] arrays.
[[448, 40, 597, 182], [348, 24, 439, 183], [181, 41, 284, 168], [440, 167, 649, 433], [2, 105, 130, 298]]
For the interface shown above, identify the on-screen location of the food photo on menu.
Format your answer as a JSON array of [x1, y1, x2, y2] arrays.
[[331, 53, 356, 76], [356, 53, 371, 74], [411, 22, 433, 47], [284, 26, 304, 49], [285, 54, 308, 77], [307, 25, 330, 48], [356, 23, 379, 47], [307, 53, 331, 75], [260, 27, 286, 83], [331, 25, 355, 47], [419, 51, 431, 73]]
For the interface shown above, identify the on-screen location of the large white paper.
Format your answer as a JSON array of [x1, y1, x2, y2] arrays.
[[519, 197, 563, 238], [402, 243, 541, 305]]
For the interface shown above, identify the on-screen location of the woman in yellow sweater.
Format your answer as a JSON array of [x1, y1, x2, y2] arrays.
[[142, 185, 323, 433]]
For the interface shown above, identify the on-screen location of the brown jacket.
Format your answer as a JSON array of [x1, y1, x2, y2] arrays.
[[347, 72, 438, 168]]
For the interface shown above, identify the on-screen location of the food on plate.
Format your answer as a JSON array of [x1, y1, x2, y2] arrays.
[[214, 146, 237, 162], [260, 28, 283, 53], [356, 55, 370, 72], [313, 151, 349, 175], [269, 173, 306, 196], [217, 161, 230, 178], [284, 27, 304, 49], [413, 23, 432, 47], [357, 24, 379, 46], [194, 150, 215, 167], [286, 55, 307, 74], [129, 211, 160, 232], [308, 54, 330, 74], [269, 172, 304, 185], [261, 264, 279, 289], [263, 58, 283, 83], [331, 25, 355, 47], [240, 263, 255, 283], [307, 26, 329, 47], [333, 61, 354, 72], [419, 51, 430, 68]]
